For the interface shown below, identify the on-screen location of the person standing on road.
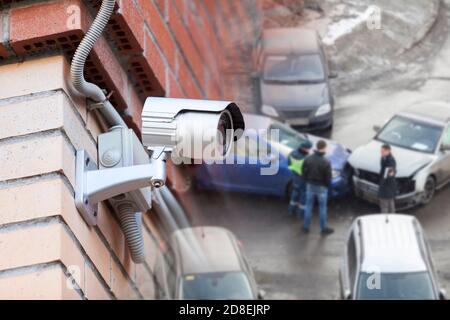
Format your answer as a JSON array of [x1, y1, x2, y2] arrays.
[[379, 144, 397, 213], [302, 140, 334, 236], [288, 140, 313, 218]]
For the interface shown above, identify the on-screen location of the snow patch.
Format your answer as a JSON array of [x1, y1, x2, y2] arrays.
[[323, 6, 379, 46]]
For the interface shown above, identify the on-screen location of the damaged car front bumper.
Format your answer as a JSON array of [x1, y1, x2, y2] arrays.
[[352, 176, 424, 210]]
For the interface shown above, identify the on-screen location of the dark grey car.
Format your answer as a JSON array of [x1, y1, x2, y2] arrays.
[[253, 28, 335, 131], [154, 227, 264, 300]]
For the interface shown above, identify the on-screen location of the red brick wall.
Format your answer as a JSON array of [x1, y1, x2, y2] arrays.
[[0, 0, 253, 131], [0, 0, 259, 299], [0, 0, 258, 300]]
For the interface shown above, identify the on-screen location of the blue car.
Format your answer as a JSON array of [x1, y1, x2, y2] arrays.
[[195, 114, 351, 199]]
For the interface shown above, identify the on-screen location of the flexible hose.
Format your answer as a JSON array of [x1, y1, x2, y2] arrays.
[[71, 0, 144, 262], [70, 0, 126, 127], [117, 203, 146, 263]]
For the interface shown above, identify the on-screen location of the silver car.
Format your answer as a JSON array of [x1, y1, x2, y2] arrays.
[[339, 214, 446, 300], [154, 227, 263, 300], [348, 101, 450, 209]]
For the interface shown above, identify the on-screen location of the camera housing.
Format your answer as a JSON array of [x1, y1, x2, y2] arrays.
[[141, 98, 245, 161]]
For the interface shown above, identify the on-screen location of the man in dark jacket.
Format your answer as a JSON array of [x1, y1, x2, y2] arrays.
[[379, 144, 397, 213], [302, 140, 334, 236], [288, 140, 313, 218]]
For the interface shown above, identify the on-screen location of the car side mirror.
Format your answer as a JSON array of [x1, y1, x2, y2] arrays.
[[373, 125, 381, 133], [440, 289, 447, 300], [258, 289, 266, 300]]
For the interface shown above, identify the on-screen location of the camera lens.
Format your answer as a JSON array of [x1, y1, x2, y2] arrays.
[[217, 111, 233, 156]]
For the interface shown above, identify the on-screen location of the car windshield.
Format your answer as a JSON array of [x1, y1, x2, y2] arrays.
[[267, 121, 308, 150], [356, 272, 436, 300], [263, 54, 325, 83], [181, 272, 254, 300], [377, 116, 443, 153]]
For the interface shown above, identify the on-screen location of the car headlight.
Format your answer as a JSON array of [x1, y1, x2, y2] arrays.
[[315, 103, 331, 117], [332, 169, 341, 179], [261, 105, 279, 117]]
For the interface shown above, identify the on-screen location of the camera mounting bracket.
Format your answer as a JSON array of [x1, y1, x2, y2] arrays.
[[75, 149, 167, 226]]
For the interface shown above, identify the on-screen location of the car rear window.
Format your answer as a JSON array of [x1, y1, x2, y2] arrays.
[[356, 272, 436, 300]]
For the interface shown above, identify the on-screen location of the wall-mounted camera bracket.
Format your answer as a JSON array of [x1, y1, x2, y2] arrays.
[[75, 149, 167, 226]]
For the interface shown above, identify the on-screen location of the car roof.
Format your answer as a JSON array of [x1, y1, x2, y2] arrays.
[[171, 227, 244, 275], [399, 101, 450, 125], [262, 28, 321, 55], [356, 215, 428, 273]]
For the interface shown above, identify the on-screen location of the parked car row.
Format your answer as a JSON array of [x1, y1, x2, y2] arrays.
[[155, 215, 446, 300]]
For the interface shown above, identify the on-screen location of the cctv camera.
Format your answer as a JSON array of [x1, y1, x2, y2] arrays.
[[75, 98, 244, 226], [141, 98, 245, 161]]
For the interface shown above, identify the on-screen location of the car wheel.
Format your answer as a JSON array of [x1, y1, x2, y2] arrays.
[[342, 164, 354, 187], [421, 176, 436, 205]]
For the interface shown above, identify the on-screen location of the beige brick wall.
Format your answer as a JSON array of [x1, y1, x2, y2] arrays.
[[0, 56, 162, 300]]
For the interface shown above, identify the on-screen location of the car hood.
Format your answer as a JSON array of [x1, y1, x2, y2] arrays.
[[261, 82, 328, 109], [278, 134, 350, 171], [348, 140, 434, 178]]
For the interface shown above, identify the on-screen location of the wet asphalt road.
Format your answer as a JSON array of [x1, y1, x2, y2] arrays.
[[177, 2, 450, 300]]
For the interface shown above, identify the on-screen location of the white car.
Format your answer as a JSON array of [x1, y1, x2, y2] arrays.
[[348, 101, 450, 209], [340, 214, 446, 300]]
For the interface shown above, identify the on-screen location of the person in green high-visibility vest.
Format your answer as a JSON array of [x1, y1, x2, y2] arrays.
[[288, 140, 313, 218]]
